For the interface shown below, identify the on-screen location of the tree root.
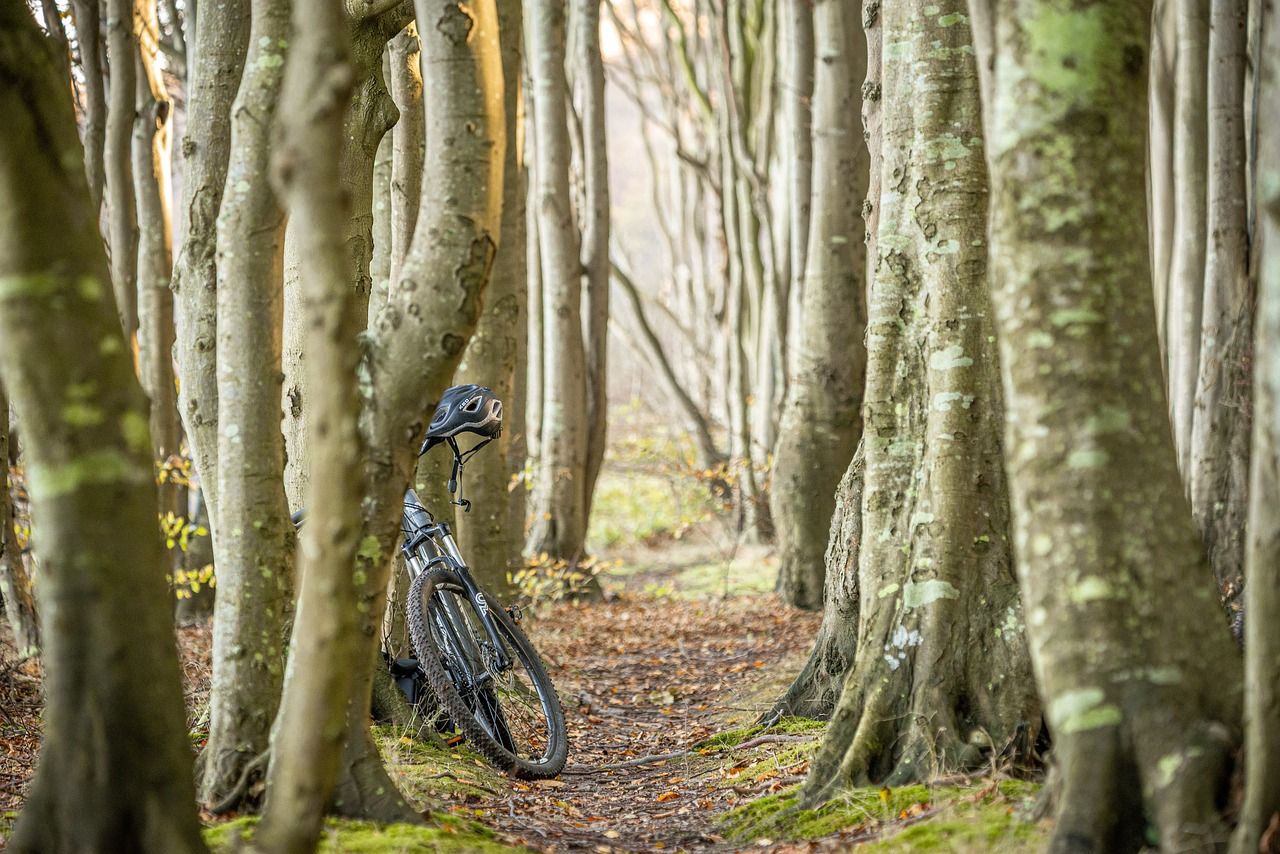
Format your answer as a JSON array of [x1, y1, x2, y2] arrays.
[[208, 749, 270, 815]]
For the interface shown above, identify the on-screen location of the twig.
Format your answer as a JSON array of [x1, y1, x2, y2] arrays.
[[562, 749, 693, 775], [416, 771, 500, 796], [732, 733, 815, 751]]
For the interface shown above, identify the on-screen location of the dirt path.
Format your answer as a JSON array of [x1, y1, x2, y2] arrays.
[[456, 594, 822, 852]]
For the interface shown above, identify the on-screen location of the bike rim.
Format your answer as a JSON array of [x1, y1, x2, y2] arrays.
[[427, 582, 560, 767]]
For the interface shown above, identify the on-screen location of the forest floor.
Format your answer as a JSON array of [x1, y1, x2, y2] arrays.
[[0, 423, 1049, 851], [0, 547, 1047, 852]]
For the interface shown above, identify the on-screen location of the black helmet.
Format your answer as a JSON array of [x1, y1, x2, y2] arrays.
[[422, 384, 503, 452]]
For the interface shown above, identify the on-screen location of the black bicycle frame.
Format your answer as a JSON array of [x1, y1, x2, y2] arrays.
[[400, 487, 513, 675]]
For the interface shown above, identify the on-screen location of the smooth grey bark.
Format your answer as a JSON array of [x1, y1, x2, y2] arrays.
[[525, 0, 590, 560], [783, 0, 814, 366], [984, 2, 1243, 849], [370, 120, 391, 320], [387, 24, 423, 289], [1149, 0, 1177, 356], [171, 0, 249, 524], [0, 11, 206, 850], [71, 0, 108, 215], [197, 0, 294, 809], [1167, 0, 1209, 475], [771, 0, 867, 612], [1189, 0, 1252, 603], [1231, 15, 1280, 852], [455, 1, 524, 597], [332, 0, 504, 822], [258, 0, 361, 847], [575, 0, 611, 513], [132, 0, 182, 530], [105, 0, 139, 339], [801, 0, 1038, 805]]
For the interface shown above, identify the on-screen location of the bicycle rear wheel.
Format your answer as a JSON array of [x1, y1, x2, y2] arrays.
[[406, 566, 567, 778]]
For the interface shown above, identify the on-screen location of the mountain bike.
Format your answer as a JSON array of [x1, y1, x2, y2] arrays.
[[295, 397, 567, 780]]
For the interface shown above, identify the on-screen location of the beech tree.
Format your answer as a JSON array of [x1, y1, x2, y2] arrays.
[[1233, 12, 1280, 851], [770, 0, 867, 612], [0, 8, 205, 850], [257, 0, 361, 846], [455, 0, 527, 594], [800, 0, 1038, 804], [197, 0, 294, 808], [980, 1, 1242, 848]]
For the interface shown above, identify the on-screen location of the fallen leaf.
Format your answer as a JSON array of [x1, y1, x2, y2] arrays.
[[656, 790, 680, 803]]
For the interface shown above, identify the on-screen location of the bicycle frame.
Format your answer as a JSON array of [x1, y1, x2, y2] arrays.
[[399, 487, 513, 674]]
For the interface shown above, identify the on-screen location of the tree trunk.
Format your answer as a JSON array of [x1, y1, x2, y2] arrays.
[[280, 10, 402, 510], [1231, 16, 1280, 851], [576, 0, 611, 513], [525, 0, 590, 561], [783, 0, 814, 369], [0, 389, 38, 657], [1167, 0, 1209, 475], [1149, 0, 1177, 358], [456, 0, 525, 597], [0, 12, 206, 850], [258, 0, 362, 847], [388, 24, 423, 289], [801, 0, 1038, 804], [1189, 0, 1252, 604], [771, 0, 867, 612], [764, 443, 862, 721], [337, 0, 504, 821], [369, 121, 392, 321], [198, 0, 294, 809], [984, 2, 1243, 849], [71, 0, 108, 216], [174, 486, 216, 624], [172, 0, 250, 525], [105, 0, 139, 340], [132, 0, 183, 533]]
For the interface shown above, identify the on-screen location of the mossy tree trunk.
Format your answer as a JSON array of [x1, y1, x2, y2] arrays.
[[332, 0, 504, 822], [1231, 17, 1280, 852], [280, 5, 406, 511], [771, 0, 867, 612], [1189, 0, 1252, 605], [258, 0, 362, 848], [0, 11, 206, 851], [198, 0, 294, 809], [800, 0, 1039, 805], [525, 0, 590, 561], [456, 0, 525, 597], [982, 2, 1243, 849], [171, 0, 250, 529]]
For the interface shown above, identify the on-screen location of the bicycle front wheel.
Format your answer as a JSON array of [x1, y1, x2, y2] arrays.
[[406, 566, 567, 778]]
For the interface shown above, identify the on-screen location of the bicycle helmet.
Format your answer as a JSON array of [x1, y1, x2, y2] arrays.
[[422, 384, 503, 451]]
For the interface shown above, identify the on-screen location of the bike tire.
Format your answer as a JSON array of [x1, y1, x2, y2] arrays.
[[406, 566, 568, 778]]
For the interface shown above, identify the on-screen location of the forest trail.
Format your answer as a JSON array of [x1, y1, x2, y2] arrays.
[[481, 590, 822, 851]]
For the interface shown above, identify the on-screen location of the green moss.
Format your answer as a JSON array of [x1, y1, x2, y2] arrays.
[[372, 726, 507, 802], [719, 779, 1045, 851], [203, 815, 522, 853]]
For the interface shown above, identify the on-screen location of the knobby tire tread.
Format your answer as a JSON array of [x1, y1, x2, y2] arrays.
[[406, 566, 567, 779]]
